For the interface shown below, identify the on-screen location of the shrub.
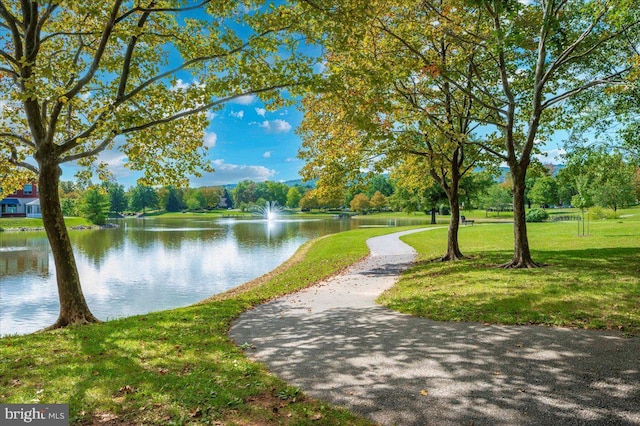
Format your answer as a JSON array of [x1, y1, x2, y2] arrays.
[[590, 206, 618, 220], [439, 205, 450, 215], [526, 208, 548, 222]]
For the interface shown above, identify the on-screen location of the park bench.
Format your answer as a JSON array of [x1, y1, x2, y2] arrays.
[[461, 215, 474, 226]]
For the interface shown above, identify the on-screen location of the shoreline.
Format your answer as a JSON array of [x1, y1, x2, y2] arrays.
[[0, 223, 118, 232]]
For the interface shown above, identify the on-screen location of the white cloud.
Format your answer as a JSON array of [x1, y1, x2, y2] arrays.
[[96, 145, 133, 180], [230, 110, 244, 119], [206, 110, 217, 121], [535, 148, 566, 164], [230, 94, 255, 105], [170, 79, 190, 91], [263, 151, 272, 158], [255, 107, 266, 117], [190, 159, 275, 186], [258, 119, 292, 133], [285, 157, 297, 162], [203, 132, 217, 148], [313, 61, 327, 74]]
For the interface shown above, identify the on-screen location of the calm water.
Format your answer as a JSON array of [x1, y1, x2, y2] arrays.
[[1, 216, 429, 336]]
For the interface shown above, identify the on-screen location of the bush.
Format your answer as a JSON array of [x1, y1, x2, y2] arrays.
[[589, 206, 618, 220], [439, 205, 450, 215], [526, 208, 549, 222]]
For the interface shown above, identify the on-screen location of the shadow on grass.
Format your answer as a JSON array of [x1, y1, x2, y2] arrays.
[[394, 247, 639, 332], [2, 299, 367, 425]]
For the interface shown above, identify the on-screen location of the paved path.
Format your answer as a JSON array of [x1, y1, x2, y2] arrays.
[[229, 229, 640, 425]]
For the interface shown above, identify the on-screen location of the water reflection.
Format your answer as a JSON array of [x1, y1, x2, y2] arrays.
[[0, 216, 431, 335], [1, 234, 50, 277]]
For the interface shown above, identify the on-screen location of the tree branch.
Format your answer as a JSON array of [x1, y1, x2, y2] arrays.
[[1, 132, 35, 148], [115, 0, 212, 24], [123, 27, 281, 102], [540, 6, 608, 86], [0, 1, 24, 62], [47, 1, 123, 146], [117, 1, 154, 100], [59, 136, 114, 164], [118, 84, 297, 135], [541, 69, 629, 110]]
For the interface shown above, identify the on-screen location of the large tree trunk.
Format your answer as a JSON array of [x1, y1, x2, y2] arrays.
[[38, 160, 100, 328], [503, 166, 539, 268], [442, 186, 464, 261]]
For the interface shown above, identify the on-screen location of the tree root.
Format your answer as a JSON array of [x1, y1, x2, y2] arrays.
[[440, 253, 466, 262], [43, 313, 102, 331], [498, 259, 542, 269]]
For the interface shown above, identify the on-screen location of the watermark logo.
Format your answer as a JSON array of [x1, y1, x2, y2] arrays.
[[1, 404, 68, 425]]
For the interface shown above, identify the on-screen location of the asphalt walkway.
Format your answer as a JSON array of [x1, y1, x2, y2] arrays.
[[229, 228, 640, 425]]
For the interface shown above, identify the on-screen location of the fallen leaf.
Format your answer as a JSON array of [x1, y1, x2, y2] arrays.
[[117, 385, 137, 395], [420, 389, 429, 396]]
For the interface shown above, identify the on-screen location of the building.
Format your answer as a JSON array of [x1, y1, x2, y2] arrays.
[[0, 183, 41, 218]]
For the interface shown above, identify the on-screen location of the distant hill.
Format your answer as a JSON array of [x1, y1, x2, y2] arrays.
[[496, 164, 565, 182], [222, 178, 316, 190]]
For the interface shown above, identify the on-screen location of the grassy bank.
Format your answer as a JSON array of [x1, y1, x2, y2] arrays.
[[379, 209, 640, 334], [0, 216, 92, 231], [1, 227, 411, 425]]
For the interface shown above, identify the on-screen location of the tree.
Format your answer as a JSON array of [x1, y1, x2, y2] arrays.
[[479, 184, 513, 216], [286, 186, 302, 208], [103, 182, 127, 214], [369, 191, 387, 211], [528, 177, 558, 208], [448, 0, 639, 267], [350, 193, 370, 214], [390, 159, 447, 223], [199, 186, 222, 209], [297, 0, 491, 261], [265, 181, 289, 206], [559, 147, 636, 211], [299, 190, 319, 210], [233, 180, 258, 206], [164, 186, 183, 212], [184, 187, 208, 211], [0, 1, 311, 327], [459, 171, 495, 210], [128, 184, 158, 214], [366, 175, 394, 198], [79, 187, 109, 225]]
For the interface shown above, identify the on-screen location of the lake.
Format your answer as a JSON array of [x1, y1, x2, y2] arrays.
[[1, 215, 429, 336]]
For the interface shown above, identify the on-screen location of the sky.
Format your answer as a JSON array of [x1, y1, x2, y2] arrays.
[[75, 94, 307, 188]]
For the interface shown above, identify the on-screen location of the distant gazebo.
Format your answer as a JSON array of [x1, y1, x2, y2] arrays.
[[26, 199, 42, 218]]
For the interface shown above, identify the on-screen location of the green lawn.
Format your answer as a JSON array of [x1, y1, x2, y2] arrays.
[[379, 207, 640, 334], [1, 227, 412, 426], [0, 216, 92, 231]]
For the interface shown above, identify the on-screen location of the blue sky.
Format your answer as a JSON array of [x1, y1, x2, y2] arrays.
[[79, 94, 307, 188]]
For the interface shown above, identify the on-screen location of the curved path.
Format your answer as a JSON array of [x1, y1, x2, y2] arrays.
[[229, 229, 640, 425]]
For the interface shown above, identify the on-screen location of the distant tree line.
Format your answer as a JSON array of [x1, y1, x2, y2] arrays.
[[59, 146, 638, 226]]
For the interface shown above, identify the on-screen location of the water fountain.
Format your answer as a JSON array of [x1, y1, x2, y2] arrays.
[[257, 201, 283, 221]]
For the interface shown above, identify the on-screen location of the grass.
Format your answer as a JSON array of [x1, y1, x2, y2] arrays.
[[0, 216, 92, 231], [379, 206, 640, 334], [0, 226, 413, 425]]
